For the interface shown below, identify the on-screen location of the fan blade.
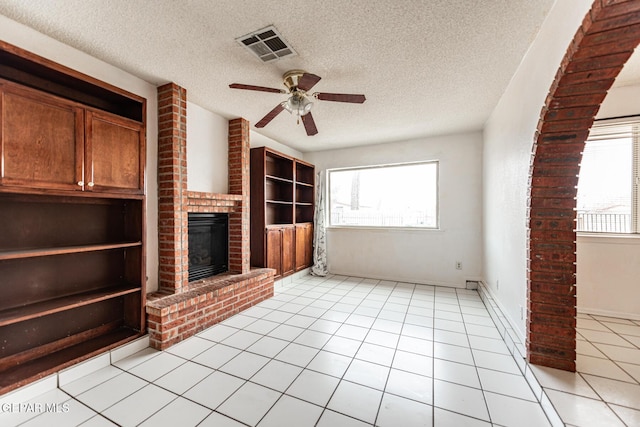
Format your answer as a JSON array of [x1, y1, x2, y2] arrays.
[[229, 83, 285, 94], [315, 92, 366, 103], [302, 112, 318, 136], [255, 104, 285, 128], [297, 73, 322, 92]]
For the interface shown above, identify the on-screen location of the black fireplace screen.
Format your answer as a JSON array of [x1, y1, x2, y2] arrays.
[[188, 213, 228, 282]]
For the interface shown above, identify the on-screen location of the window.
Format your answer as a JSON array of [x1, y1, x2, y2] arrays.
[[577, 118, 640, 233], [328, 161, 438, 228]]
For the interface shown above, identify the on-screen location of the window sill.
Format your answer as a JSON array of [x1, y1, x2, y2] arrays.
[[577, 232, 640, 245], [326, 225, 442, 232]]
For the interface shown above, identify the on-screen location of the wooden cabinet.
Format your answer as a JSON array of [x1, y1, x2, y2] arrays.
[[86, 110, 145, 194], [0, 81, 145, 195], [1, 83, 84, 192], [265, 227, 282, 275], [0, 42, 146, 394], [295, 223, 313, 271], [266, 226, 295, 278], [250, 147, 315, 278]]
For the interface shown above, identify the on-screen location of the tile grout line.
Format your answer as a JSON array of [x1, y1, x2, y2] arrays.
[[455, 287, 492, 425], [477, 281, 564, 427], [7, 274, 573, 427]]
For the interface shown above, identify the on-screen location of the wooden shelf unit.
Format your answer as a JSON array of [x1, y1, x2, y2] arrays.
[[0, 42, 146, 394], [0, 241, 142, 261], [251, 147, 315, 278], [295, 159, 315, 225]]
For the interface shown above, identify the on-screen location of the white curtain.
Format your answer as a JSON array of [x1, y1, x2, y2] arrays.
[[311, 170, 328, 276]]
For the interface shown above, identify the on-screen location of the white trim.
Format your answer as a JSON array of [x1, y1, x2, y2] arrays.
[[58, 353, 111, 387], [478, 280, 526, 345], [0, 335, 150, 402], [327, 270, 466, 288], [327, 160, 439, 229], [326, 225, 442, 232], [579, 118, 640, 233], [577, 307, 640, 321], [577, 232, 640, 244], [0, 376, 57, 405]]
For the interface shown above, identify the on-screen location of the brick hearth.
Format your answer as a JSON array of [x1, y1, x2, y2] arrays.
[[147, 82, 274, 350]]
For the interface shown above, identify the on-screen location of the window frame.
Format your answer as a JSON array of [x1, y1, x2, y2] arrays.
[[326, 160, 440, 231], [576, 116, 640, 236]]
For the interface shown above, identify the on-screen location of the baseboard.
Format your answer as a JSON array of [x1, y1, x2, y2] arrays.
[[326, 270, 467, 289], [476, 281, 564, 427], [274, 268, 311, 288], [0, 335, 150, 400], [578, 306, 640, 321]]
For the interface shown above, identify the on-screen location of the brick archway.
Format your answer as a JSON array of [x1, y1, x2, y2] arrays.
[[528, 0, 640, 371]]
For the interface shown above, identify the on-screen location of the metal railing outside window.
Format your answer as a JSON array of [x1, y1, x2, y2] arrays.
[[577, 118, 640, 234]]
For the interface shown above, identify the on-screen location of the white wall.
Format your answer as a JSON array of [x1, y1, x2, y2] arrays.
[[0, 15, 160, 292], [185, 103, 304, 194], [576, 82, 640, 319], [305, 131, 483, 287], [597, 83, 640, 119], [187, 102, 229, 194], [251, 131, 304, 159], [577, 235, 640, 320], [482, 0, 593, 339]]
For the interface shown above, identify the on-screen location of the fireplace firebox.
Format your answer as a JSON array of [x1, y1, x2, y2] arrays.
[[188, 213, 228, 282]]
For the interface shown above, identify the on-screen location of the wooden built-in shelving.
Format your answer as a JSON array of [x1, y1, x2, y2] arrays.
[[250, 147, 315, 277], [0, 241, 142, 261], [265, 175, 293, 183], [0, 285, 141, 327], [0, 41, 146, 394], [0, 327, 140, 393]]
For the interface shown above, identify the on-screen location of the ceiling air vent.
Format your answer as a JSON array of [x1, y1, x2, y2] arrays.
[[236, 26, 297, 63]]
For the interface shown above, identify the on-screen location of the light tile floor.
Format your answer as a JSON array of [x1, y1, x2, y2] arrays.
[[4, 274, 620, 426], [531, 312, 640, 427]]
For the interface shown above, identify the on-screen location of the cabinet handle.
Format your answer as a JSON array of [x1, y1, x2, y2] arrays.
[[87, 182, 95, 187], [77, 181, 84, 186]]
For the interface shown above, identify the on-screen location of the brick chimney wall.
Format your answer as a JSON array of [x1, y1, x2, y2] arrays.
[[148, 83, 273, 350]]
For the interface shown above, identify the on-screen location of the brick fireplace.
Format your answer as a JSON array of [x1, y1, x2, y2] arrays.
[[146, 82, 274, 350]]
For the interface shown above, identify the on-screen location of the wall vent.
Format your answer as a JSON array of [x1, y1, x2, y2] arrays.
[[236, 26, 297, 63]]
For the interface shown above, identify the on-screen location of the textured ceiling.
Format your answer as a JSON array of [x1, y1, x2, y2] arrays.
[[0, 0, 612, 152]]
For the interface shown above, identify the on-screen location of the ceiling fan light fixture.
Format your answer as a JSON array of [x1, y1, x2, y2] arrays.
[[282, 94, 313, 116], [229, 70, 365, 135]]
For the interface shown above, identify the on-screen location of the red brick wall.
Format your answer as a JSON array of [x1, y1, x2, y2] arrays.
[[228, 118, 251, 274], [528, 0, 640, 371], [157, 83, 188, 294], [186, 191, 245, 282], [187, 191, 242, 212], [151, 85, 273, 349], [156, 86, 252, 292], [147, 270, 274, 349]]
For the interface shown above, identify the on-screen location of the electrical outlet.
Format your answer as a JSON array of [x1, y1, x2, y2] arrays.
[[496, 280, 500, 290], [520, 305, 524, 320], [455, 261, 462, 270]]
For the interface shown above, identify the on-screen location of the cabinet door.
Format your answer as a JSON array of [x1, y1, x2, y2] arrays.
[[281, 226, 295, 277], [266, 228, 282, 277], [1, 84, 84, 192], [295, 224, 313, 271], [85, 110, 145, 194]]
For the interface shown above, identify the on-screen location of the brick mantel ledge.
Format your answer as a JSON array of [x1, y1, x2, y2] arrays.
[[187, 191, 242, 202], [146, 268, 275, 349], [186, 191, 242, 213]]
